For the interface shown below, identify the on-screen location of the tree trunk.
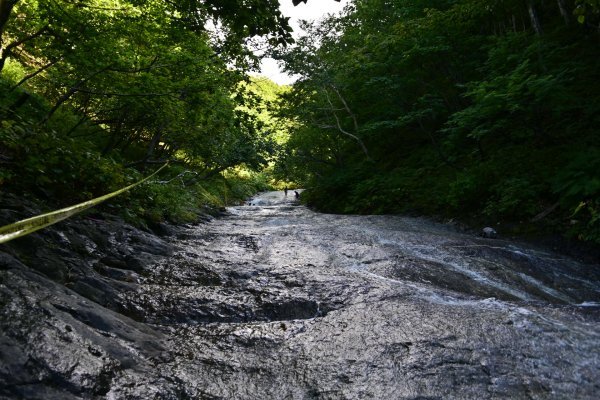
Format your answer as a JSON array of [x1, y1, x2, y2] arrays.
[[556, 0, 570, 25], [143, 130, 163, 166], [101, 116, 127, 155], [528, 1, 543, 35], [0, 0, 17, 46]]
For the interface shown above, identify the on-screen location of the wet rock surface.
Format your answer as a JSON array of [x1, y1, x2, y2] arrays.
[[1, 191, 599, 399]]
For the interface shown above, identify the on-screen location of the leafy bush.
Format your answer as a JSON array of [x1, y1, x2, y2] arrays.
[[553, 149, 600, 208], [110, 167, 274, 226], [569, 199, 600, 242], [552, 149, 600, 242], [483, 178, 542, 219]]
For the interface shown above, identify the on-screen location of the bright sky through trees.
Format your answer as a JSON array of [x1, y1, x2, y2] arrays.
[[258, 0, 349, 84]]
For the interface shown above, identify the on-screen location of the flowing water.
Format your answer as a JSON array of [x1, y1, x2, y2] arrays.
[[1, 191, 599, 399], [136, 191, 600, 399]]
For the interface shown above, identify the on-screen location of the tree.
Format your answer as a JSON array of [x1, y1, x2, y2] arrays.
[[0, 0, 304, 202], [273, 0, 600, 242]]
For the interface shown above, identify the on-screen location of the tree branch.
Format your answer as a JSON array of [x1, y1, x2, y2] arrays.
[[329, 84, 359, 133], [124, 158, 180, 168], [10, 58, 61, 91], [44, 65, 113, 121], [556, 0, 570, 25], [73, 88, 179, 98], [0, 24, 49, 71], [323, 87, 371, 160]]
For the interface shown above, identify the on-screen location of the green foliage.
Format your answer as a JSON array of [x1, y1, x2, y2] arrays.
[[122, 168, 273, 225], [447, 172, 488, 212], [0, 1, 301, 251], [569, 199, 600, 242], [274, 0, 600, 244], [551, 149, 600, 242], [484, 178, 543, 219], [0, 0, 293, 226], [575, 0, 600, 23], [241, 76, 292, 145], [553, 149, 600, 206]]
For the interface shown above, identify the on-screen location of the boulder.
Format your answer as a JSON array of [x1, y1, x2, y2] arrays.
[[482, 227, 498, 238]]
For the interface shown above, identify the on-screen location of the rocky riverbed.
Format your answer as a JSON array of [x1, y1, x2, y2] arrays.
[[1, 191, 599, 399]]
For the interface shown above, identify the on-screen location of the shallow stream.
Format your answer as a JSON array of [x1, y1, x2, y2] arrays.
[[1, 191, 599, 399], [149, 191, 600, 398]]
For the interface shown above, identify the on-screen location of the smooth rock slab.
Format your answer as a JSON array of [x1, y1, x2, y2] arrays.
[[1, 191, 599, 399]]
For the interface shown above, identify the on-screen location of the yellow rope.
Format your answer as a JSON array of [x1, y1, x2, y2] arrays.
[[0, 162, 169, 244]]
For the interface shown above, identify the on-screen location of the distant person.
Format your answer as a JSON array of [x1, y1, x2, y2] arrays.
[[284, 187, 288, 196], [294, 190, 300, 199]]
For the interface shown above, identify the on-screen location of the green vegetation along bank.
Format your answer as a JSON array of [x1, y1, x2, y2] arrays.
[[273, 0, 600, 246], [0, 0, 294, 227]]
